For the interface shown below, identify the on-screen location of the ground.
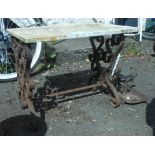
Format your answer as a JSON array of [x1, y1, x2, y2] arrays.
[[0, 38, 155, 136]]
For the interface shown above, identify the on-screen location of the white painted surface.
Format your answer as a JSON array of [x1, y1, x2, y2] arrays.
[[7, 23, 139, 43]]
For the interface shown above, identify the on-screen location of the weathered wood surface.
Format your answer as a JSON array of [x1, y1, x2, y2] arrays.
[[7, 23, 139, 43]]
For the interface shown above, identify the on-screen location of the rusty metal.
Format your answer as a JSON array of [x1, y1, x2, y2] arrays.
[[89, 36, 104, 73], [46, 83, 102, 98], [36, 33, 126, 107], [11, 32, 147, 122], [46, 34, 126, 107], [104, 74, 121, 107], [11, 37, 37, 115], [88, 34, 126, 106], [120, 88, 147, 104], [103, 38, 113, 63]]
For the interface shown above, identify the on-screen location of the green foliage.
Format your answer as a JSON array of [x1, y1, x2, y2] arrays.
[[36, 43, 57, 72], [0, 64, 15, 74], [122, 38, 144, 57]]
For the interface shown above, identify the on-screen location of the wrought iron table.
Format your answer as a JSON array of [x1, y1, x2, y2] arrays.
[[7, 23, 147, 128]]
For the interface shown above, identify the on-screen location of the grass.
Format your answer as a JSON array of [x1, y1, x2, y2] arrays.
[[122, 38, 144, 58]]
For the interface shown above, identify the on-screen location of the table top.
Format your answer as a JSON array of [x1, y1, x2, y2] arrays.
[[7, 23, 139, 43]]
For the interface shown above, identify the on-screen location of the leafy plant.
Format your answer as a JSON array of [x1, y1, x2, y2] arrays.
[[35, 42, 57, 72]]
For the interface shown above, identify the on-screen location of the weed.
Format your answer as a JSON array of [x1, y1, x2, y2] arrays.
[[36, 43, 57, 72], [122, 38, 144, 58]]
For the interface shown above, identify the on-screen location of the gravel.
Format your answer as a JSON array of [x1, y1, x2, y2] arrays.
[[0, 38, 155, 136]]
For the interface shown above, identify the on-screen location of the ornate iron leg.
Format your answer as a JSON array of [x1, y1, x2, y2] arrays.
[[103, 35, 125, 107], [12, 37, 40, 129], [89, 34, 125, 107], [89, 36, 104, 81]]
